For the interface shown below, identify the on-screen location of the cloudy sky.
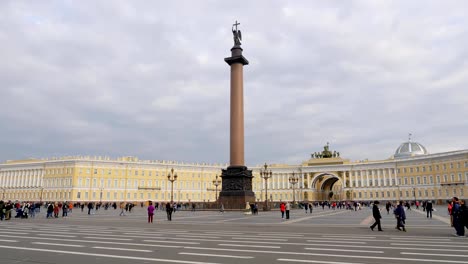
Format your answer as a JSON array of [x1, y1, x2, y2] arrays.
[[1, 1, 467, 166]]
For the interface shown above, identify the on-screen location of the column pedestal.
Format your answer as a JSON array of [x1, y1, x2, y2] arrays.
[[219, 166, 255, 209]]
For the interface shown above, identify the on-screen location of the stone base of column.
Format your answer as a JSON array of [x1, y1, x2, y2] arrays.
[[218, 165, 255, 210]]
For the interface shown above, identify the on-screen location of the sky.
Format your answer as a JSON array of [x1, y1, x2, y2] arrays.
[[1, 1, 468, 166]]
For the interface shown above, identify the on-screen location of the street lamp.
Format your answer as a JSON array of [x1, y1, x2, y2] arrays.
[[260, 163, 272, 211], [289, 172, 299, 204], [212, 175, 221, 204], [167, 168, 178, 203]]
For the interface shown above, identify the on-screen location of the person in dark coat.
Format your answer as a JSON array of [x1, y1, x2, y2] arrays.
[[166, 202, 172, 221], [394, 201, 406, 232], [370, 201, 383, 231], [426, 200, 433, 218]]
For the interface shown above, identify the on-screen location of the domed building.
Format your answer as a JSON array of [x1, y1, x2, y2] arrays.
[[394, 141, 428, 159]]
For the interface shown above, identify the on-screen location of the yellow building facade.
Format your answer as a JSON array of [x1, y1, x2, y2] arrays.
[[1, 141, 467, 204]]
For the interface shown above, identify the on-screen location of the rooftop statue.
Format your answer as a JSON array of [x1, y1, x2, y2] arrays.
[[232, 20, 242, 46]]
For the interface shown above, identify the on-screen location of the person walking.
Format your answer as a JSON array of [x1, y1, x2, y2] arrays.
[[285, 202, 291, 220], [394, 201, 406, 232], [280, 202, 285, 219], [87, 202, 93, 215], [166, 202, 173, 221], [304, 203, 308, 214], [119, 202, 126, 216], [385, 201, 391, 215], [426, 200, 433, 219], [370, 201, 383, 231], [451, 197, 464, 237], [309, 203, 313, 214], [147, 201, 155, 223]]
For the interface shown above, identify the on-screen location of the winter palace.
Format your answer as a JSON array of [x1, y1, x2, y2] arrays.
[[1, 140, 467, 204]]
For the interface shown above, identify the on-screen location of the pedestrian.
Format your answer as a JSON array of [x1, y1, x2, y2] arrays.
[[219, 203, 224, 213], [119, 202, 126, 216], [87, 202, 93, 215], [370, 201, 383, 231], [285, 202, 291, 220], [62, 202, 68, 217], [451, 197, 464, 237], [280, 202, 285, 219], [46, 203, 54, 218], [460, 200, 468, 232], [304, 203, 308, 214], [448, 200, 454, 227], [426, 200, 433, 219], [166, 202, 173, 221], [394, 201, 406, 232], [309, 203, 313, 214], [385, 201, 391, 215], [147, 201, 155, 223]]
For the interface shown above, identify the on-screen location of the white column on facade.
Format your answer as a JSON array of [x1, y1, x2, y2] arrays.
[[342, 171, 347, 188], [349, 171, 353, 187], [371, 170, 375, 187], [360, 170, 364, 187], [377, 169, 381, 187], [307, 173, 311, 189], [365, 170, 369, 187], [382, 169, 387, 186]]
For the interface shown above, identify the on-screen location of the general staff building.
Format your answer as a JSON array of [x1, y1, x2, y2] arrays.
[[1, 140, 467, 204]]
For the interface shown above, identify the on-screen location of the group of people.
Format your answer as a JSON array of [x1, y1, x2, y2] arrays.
[[370, 197, 468, 236], [145, 201, 181, 223]]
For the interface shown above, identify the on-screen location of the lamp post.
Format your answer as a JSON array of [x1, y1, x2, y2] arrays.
[[289, 172, 299, 205], [259, 163, 272, 211], [167, 168, 178, 203], [212, 175, 221, 204]]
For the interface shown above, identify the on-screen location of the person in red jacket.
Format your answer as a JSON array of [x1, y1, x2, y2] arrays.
[[280, 202, 286, 219]]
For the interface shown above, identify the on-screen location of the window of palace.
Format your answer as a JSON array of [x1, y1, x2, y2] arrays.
[[443, 164, 447, 170], [135, 170, 138, 176], [444, 175, 448, 182], [438, 189, 442, 196], [85, 192, 89, 199], [100, 169, 104, 175], [465, 161, 468, 168], [453, 189, 457, 195], [410, 168, 414, 173], [358, 192, 362, 198], [77, 192, 81, 199], [451, 174, 455, 181], [397, 169, 400, 174], [431, 190, 434, 197], [78, 178, 82, 187], [445, 189, 449, 196], [416, 167, 419, 173], [429, 166, 432, 172], [458, 173, 462, 181], [410, 178, 414, 185], [466, 172, 468, 182], [92, 192, 96, 199], [398, 178, 402, 185], [436, 175, 440, 183], [93, 179, 97, 187], [429, 176, 433, 184], [405, 191, 409, 197], [422, 167, 425, 172], [142, 170, 145, 176], [457, 162, 461, 169], [450, 163, 453, 169], [369, 180, 373, 186], [404, 168, 407, 173], [418, 190, 422, 197], [93, 169, 97, 174], [436, 165, 439, 171], [423, 176, 427, 184], [461, 188, 464, 196], [382, 191, 385, 197]]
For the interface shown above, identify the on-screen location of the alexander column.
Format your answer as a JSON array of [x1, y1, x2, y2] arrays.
[[218, 21, 255, 209]]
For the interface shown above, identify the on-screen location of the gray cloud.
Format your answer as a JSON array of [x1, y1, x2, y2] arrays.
[[1, 1, 467, 165]]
